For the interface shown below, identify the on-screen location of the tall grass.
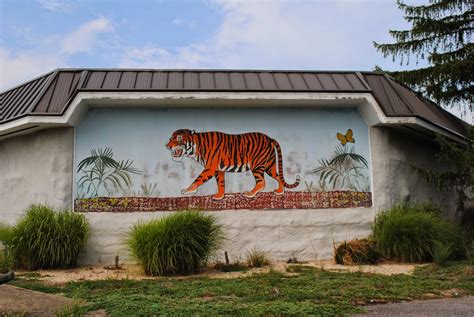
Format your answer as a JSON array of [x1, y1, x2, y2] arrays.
[[432, 242, 453, 266], [0, 223, 14, 246], [373, 203, 465, 262], [246, 247, 270, 268], [0, 223, 14, 273], [127, 211, 223, 276], [11, 205, 90, 270]]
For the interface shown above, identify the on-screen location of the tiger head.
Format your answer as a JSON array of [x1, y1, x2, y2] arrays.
[[166, 129, 195, 162]]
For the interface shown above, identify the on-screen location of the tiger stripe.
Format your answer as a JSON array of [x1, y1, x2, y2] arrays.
[[166, 129, 300, 200]]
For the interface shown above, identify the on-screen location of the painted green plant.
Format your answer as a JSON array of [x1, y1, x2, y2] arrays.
[[139, 183, 159, 197], [129, 183, 160, 197], [77, 147, 141, 198], [310, 144, 369, 191]]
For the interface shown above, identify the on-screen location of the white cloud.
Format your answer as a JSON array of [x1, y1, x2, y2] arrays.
[[120, 0, 404, 71], [0, 48, 65, 91], [37, 0, 69, 12], [120, 43, 211, 69], [172, 19, 184, 26], [172, 18, 197, 29], [0, 17, 114, 90], [62, 17, 113, 54]]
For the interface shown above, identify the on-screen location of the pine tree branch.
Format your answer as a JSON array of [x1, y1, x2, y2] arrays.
[[429, 43, 473, 63], [397, 0, 469, 19], [376, 0, 473, 110], [375, 26, 472, 60], [403, 11, 473, 39], [390, 59, 473, 106]]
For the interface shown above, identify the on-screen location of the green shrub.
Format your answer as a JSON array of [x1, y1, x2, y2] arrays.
[[11, 205, 90, 270], [334, 238, 380, 265], [373, 203, 465, 262], [0, 223, 15, 273], [432, 242, 452, 267], [127, 211, 224, 276], [0, 223, 14, 246], [0, 251, 14, 274], [246, 247, 270, 268]]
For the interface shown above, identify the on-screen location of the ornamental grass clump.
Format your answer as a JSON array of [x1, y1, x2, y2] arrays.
[[373, 203, 466, 263], [11, 205, 90, 270], [127, 211, 223, 276], [0, 223, 14, 274], [246, 247, 271, 268]]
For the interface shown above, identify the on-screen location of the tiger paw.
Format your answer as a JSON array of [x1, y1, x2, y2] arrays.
[[181, 188, 197, 195], [273, 189, 284, 195], [212, 193, 225, 200], [242, 191, 257, 199]]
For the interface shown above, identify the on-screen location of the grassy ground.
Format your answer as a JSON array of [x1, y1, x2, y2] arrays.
[[10, 261, 474, 316]]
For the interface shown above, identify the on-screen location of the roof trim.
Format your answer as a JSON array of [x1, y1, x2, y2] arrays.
[[0, 91, 467, 144], [18, 67, 384, 74], [0, 68, 469, 141]]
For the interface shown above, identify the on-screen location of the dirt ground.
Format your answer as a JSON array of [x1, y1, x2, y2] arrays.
[[15, 260, 422, 285]]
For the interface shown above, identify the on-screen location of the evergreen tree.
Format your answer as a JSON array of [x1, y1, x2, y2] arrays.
[[374, 0, 473, 111], [414, 126, 474, 232]]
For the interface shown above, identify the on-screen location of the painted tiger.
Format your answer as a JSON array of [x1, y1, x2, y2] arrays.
[[166, 129, 300, 200]]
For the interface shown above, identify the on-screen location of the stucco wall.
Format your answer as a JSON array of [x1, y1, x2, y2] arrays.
[[80, 208, 376, 265], [0, 128, 74, 223], [79, 126, 457, 265], [0, 124, 458, 265], [370, 126, 457, 217]]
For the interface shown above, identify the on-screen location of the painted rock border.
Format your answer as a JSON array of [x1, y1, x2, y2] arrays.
[[75, 191, 372, 212]]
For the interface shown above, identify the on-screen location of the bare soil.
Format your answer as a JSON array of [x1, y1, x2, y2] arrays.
[[15, 260, 423, 285]]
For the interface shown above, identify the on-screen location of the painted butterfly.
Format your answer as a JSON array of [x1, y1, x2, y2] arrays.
[[336, 129, 355, 145]]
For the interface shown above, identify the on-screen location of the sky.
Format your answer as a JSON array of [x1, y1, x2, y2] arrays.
[[0, 0, 467, 120]]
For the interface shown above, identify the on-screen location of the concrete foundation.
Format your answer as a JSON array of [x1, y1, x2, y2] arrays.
[[80, 208, 376, 265]]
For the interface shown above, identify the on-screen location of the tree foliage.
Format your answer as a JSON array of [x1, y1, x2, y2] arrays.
[[374, 0, 473, 109], [414, 126, 473, 224]]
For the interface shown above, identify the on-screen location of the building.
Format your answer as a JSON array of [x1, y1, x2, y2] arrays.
[[0, 69, 468, 264]]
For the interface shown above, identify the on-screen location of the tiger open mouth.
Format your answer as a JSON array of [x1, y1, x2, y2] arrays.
[[171, 146, 184, 161]]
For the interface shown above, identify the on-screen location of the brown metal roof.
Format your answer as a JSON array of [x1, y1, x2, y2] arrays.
[[1, 71, 56, 122], [0, 68, 468, 137], [363, 73, 468, 136]]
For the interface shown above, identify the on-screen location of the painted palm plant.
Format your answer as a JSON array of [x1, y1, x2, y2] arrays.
[[310, 144, 369, 192], [77, 147, 141, 198]]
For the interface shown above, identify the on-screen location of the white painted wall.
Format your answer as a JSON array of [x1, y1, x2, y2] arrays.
[[0, 127, 74, 224], [370, 126, 457, 218], [0, 122, 457, 265], [81, 208, 376, 265]]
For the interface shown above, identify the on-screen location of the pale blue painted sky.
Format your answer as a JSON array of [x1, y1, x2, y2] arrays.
[[76, 107, 371, 197], [1, 0, 467, 120]]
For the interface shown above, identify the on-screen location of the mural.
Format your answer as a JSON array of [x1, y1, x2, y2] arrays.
[[310, 129, 370, 193], [74, 107, 372, 212]]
